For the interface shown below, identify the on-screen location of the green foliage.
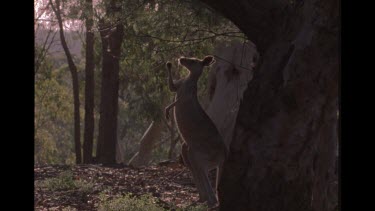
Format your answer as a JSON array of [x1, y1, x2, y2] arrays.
[[97, 192, 208, 211], [181, 204, 208, 211], [119, 0, 242, 105], [98, 193, 165, 211], [35, 0, 245, 164], [39, 171, 76, 191], [38, 170, 95, 193], [114, 0, 244, 162], [35, 61, 73, 165], [35, 53, 84, 165]]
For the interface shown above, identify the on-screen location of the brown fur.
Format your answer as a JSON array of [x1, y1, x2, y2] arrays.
[[165, 56, 227, 207]]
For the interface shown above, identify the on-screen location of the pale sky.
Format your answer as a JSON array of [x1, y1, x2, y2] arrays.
[[34, 0, 87, 31]]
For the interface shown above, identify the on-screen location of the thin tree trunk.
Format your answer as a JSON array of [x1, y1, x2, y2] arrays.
[[167, 116, 176, 159], [50, 0, 81, 164], [83, 0, 95, 164], [115, 120, 131, 163], [96, 2, 124, 164], [116, 137, 125, 163], [199, 0, 339, 210]]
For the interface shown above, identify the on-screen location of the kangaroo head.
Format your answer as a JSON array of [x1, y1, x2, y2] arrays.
[[178, 56, 215, 77]]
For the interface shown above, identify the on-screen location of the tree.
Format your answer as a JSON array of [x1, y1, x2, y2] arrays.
[[35, 0, 245, 165], [35, 55, 77, 165], [96, 0, 124, 164], [113, 0, 243, 164], [206, 40, 259, 150], [50, 0, 82, 164], [34, 26, 58, 75], [198, 0, 339, 210], [82, 0, 96, 164]]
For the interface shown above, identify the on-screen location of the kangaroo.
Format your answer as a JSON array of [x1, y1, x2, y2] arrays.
[[165, 56, 228, 208]]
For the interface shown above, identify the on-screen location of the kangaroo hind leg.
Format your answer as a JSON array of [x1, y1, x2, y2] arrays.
[[182, 143, 208, 202], [188, 150, 218, 207]]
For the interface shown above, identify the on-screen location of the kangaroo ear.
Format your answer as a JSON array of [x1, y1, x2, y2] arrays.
[[202, 56, 215, 66]]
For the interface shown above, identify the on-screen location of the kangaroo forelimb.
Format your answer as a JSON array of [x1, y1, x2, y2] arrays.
[[165, 99, 179, 120]]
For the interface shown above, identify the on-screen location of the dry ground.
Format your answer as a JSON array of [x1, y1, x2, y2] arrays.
[[34, 162, 214, 210]]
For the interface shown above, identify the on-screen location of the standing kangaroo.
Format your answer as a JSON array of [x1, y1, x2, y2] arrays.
[[165, 56, 227, 208]]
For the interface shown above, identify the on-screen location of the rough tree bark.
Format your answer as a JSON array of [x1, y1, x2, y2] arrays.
[[83, 0, 95, 164], [199, 0, 339, 211], [206, 40, 258, 150], [50, 0, 82, 164], [96, 0, 124, 164]]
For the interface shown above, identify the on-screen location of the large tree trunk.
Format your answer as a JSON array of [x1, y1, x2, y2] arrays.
[[128, 120, 164, 167], [83, 0, 95, 164], [96, 1, 124, 164], [206, 40, 258, 150], [200, 0, 339, 210], [50, 0, 81, 164]]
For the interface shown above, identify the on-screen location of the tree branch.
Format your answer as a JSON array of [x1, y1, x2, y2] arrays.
[[138, 31, 246, 43], [35, 28, 58, 74], [198, 0, 288, 52]]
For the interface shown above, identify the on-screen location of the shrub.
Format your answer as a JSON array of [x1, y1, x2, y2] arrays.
[[182, 204, 208, 211], [98, 193, 165, 211], [98, 192, 209, 211], [38, 170, 94, 193]]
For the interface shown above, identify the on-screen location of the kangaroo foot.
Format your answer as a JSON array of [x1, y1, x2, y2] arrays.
[[207, 202, 219, 210], [198, 196, 207, 203]]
